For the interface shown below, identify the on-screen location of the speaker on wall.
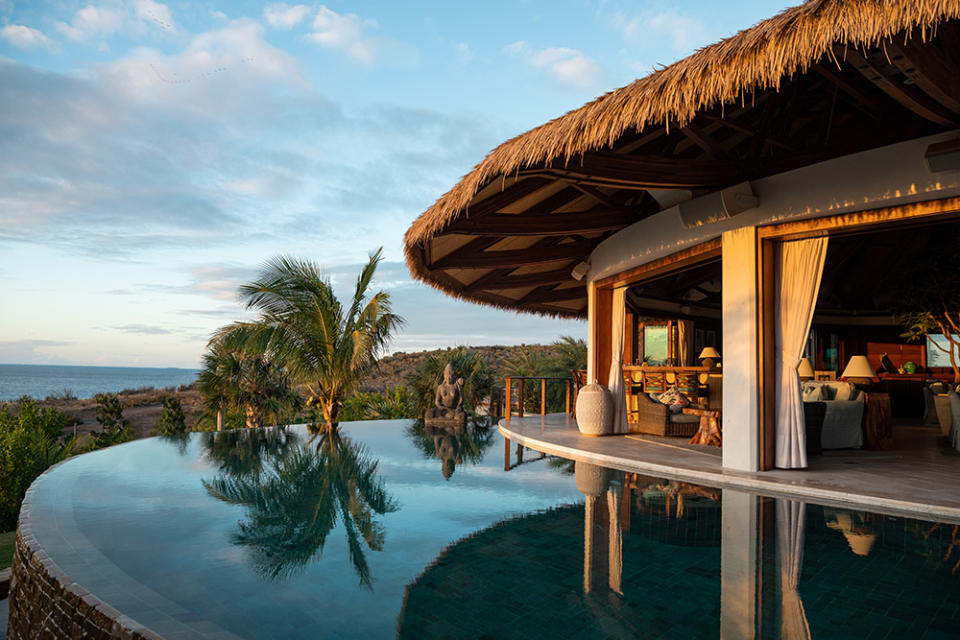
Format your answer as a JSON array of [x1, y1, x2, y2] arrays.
[[678, 181, 758, 229]]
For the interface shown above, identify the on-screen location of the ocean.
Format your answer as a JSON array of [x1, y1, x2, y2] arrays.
[[0, 364, 199, 402]]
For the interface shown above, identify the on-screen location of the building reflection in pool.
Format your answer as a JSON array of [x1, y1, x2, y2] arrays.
[[201, 426, 398, 587], [405, 417, 496, 480]]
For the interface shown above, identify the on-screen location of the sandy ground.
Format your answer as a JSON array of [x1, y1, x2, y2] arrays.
[[6, 388, 204, 442]]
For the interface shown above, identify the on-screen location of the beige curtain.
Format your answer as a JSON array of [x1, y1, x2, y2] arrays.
[[607, 287, 629, 434], [677, 319, 695, 366], [775, 237, 828, 469], [777, 499, 811, 640]]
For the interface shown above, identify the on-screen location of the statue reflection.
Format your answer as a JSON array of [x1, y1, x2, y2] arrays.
[[406, 418, 495, 480], [202, 426, 398, 588]]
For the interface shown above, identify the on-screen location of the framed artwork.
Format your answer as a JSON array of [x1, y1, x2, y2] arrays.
[[815, 370, 837, 381]]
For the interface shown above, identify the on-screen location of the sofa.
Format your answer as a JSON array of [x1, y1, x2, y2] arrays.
[[802, 381, 864, 449]]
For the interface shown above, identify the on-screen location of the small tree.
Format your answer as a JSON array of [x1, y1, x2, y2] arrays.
[[892, 229, 960, 383], [154, 396, 187, 436], [90, 393, 133, 447]]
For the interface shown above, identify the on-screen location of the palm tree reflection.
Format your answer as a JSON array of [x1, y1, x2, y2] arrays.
[[405, 418, 495, 479], [202, 427, 398, 588]]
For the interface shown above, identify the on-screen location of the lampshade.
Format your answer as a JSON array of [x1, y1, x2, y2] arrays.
[[698, 347, 721, 360], [841, 355, 876, 380], [797, 357, 814, 378]]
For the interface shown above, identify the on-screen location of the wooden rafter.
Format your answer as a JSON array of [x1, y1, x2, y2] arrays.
[[837, 46, 957, 126], [464, 266, 574, 293], [439, 209, 638, 237], [811, 63, 885, 115], [431, 238, 598, 270], [680, 123, 727, 159], [885, 37, 960, 114], [520, 151, 746, 189], [517, 284, 587, 305]]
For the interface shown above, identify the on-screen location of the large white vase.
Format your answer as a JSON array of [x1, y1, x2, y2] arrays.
[[575, 383, 613, 436]]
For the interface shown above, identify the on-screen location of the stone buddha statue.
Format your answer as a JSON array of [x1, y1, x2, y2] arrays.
[[425, 363, 466, 422]]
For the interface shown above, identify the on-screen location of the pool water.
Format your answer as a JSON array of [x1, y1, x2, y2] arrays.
[[18, 420, 960, 639]]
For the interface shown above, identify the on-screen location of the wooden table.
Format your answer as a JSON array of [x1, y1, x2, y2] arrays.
[[683, 406, 722, 447]]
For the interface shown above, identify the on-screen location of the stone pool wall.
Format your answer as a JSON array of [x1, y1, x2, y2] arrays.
[[7, 531, 162, 640]]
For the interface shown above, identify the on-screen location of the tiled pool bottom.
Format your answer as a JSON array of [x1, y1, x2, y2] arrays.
[[10, 420, 960, 639]]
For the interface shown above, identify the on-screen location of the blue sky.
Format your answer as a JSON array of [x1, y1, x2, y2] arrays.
[[0, 0, 791, 367]]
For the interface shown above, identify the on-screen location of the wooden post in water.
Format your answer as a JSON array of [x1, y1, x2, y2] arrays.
[[504, 436, 510, 471]]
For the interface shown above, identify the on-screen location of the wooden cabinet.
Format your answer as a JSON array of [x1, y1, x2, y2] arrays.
[[862, 392, 894, 451]]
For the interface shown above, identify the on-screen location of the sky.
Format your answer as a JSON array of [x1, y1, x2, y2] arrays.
[[0, 0, 792, 368]]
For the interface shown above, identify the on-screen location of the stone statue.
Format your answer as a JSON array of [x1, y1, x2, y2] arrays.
[[425, 363, 466, 423]]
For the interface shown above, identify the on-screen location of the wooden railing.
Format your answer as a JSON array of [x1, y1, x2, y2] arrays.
[[504, 376, 576, 418]]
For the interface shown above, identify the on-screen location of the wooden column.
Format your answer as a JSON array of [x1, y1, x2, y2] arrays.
[[541, 378, 547, 415], [592, 286, 614, 385], [505, 377, 512, 420]]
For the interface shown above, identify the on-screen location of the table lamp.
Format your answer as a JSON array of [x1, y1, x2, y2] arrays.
[[797, 357, 814, 381], [841, 355, 876, 386], [699, 347, 721, 369]]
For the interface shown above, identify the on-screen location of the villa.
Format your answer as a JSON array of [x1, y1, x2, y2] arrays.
[[404, 0, 960, 510]]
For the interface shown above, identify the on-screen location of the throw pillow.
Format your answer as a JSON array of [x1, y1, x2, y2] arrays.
[[657, 386, 690, 413], [834, 382, 855, 401], [802, 384, 823, 402]]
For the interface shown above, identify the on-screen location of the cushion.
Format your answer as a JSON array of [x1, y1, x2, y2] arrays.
[[644, 373, 666, 393], [819, 384, 837, 400], [802, 384, 824, 402], [647, 392, 660, 403], [669, 413, 701, 424], [657, 386, 690, 413], [833, 382, 855, 402], [929, 382, 947, 395], [675, 372, 699, 396]]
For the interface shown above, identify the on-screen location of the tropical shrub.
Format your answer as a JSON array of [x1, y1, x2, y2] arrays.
[[406, 347, 497, 419], [89, 393, 133, 447], [153, 396, 187, 436], [340, 387, 412, 421], [0, 398, 76, 530]]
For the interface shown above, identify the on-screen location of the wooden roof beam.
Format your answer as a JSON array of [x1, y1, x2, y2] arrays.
[[885, 37, 960, 114], [439, 209, 639, 237], [463, 266, 574, 293], [701, 114, 796, 151], [680, 123, 727, 159], [836, 47, 957, 126], [517, 285, 587, 305], [521, 151, 745, 189], [460, 177, 551, 219], [431, 238, 598, 269], [811, 63, 885, 115]]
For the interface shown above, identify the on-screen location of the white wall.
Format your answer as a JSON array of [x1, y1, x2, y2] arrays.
[[721, 227, 760, 472], [588, 130, 960, 284]]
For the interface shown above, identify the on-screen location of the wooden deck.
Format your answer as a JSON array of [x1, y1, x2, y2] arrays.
[[499, 413, 960, 524]]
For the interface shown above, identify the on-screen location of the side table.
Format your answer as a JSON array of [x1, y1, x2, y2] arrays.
[[863, 392, 894, 451], [683, 406, 722, 447]]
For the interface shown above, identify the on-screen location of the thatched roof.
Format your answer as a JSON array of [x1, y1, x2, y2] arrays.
[[405, 0, 960, 318]]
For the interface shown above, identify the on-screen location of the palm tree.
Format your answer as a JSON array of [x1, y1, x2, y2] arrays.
[[203, 429, 398, 586], [218, 249, 403, 435], [197, 333, 302, 430]]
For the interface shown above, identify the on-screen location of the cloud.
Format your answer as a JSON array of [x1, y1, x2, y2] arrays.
[[307, 5, 416, 64], [614, 9, 707, 51], [54, 1, 175, 43], [109, 324, 174, 335], [55, 5, 125, 42], [0, 24, 55, 50], [0, 339, 74, 364], [263, 3, 311, 29], [503, 41, 602, 90]]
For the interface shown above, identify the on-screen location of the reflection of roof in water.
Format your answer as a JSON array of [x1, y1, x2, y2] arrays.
[[396, 502, 726, 640]]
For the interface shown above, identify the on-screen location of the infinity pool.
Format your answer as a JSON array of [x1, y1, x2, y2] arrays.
[[13, 420, 960, 639]]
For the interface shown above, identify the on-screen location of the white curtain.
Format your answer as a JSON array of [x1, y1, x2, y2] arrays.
[[777, 499, 811, 640], [775, 236, 828, 469], [677, 319, 695, 366], [606, 476, 623, 596], [607, 287, 629, 434]]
